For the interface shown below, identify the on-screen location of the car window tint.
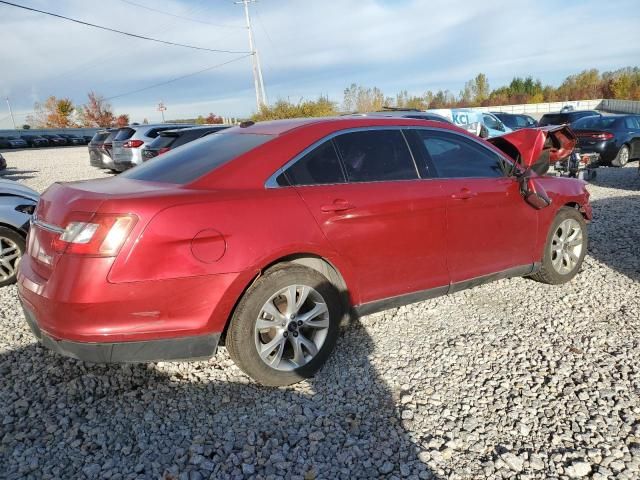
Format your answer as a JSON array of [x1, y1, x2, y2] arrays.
[[285, 140, 345, 185], [416, 130, 504, 178], [122, 133, 273, 184], [333, 130, 417, 182], [114, 128, 135, 141], [624, 117, 640, 129], [483, 114, 500, 129]]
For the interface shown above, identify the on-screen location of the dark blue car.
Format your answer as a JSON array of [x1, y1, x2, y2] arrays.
[[573, 115, 640, 167]]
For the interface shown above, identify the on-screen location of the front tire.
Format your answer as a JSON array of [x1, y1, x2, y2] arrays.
[[226, 264, 342, 386], [612, 145, 630, 167], [0, 227, 25, 287], [531, 207, 587, 285]]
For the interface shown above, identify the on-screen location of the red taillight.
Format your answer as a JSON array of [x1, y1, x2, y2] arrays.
[[124, 139, 144, 148], [53, 213, 137, 256], [157, 147, 171, 155], [591, 132, 613, 140]]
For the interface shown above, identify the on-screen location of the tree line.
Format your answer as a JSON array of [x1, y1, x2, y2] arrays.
[[252, 66, 640, 121]]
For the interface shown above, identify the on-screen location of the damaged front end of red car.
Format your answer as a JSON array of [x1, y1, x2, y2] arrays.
[[488, 125, 577, 210]]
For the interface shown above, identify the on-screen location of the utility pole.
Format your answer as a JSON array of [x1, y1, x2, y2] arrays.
[[5, 97, 17, 130], [236, 0, 267, 110], [157, 101, 167, 123]]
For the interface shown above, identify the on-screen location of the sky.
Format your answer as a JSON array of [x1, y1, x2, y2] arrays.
[[1, 0, 639, 126]]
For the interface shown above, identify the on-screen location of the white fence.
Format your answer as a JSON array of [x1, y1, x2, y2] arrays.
[[599, 99, 640, 114], [474, 99, 604, 115]]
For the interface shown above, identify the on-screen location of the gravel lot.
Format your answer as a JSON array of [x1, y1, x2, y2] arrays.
[[0, 146, 639, 480]]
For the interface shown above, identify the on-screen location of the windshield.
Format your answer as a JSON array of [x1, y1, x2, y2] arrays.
[[572, 116, 619, 129], [122, 132, 273, 184]]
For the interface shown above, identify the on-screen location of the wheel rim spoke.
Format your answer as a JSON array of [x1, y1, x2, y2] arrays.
[[255, 283, 330, 372]]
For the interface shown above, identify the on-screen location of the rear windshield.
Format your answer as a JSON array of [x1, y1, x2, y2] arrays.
[[91, 132, 111, 143], [122, 132, 273, 184], [114, 128, 135, 141], [572, 116, 619, 129], [539, 114, 568, 126], [147, 134, 177, 150]]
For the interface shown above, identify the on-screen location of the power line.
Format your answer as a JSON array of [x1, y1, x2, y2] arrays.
[[105, 54, 253, 101], [0, 1, 250, 55], [118, 0, 246, 29]]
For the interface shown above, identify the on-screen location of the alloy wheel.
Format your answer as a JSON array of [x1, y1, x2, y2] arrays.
[[550, 218, 584, 275], [254, 284, 330, 371], [0, 236, 21, 282]]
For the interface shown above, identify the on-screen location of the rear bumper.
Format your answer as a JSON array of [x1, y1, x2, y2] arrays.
[[577, 141, 618, 164], [22, 305, 219, 362]]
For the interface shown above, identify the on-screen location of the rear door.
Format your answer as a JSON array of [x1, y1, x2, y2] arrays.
[[284, 128, 450, 304], [411, 129, 538, 284]]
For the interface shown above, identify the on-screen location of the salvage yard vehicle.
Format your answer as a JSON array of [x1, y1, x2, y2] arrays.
[[492, 112, 538, 130], [427, 109, 512, 138], [20, 135, 49, 148], [142, 125, 230, 161], [572, 114, 640, 167], [0, 179, 38, 286], [111, 124, 195, 172], [538, 110, 601, 128], [18, 117, 591, 386]]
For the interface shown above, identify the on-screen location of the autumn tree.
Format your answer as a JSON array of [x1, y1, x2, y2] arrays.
[[115, 114, 130, 127], [252, 96, 337, 121], [29, 96, 77, 128], [205, 113, 224, 124], [78, 92, 115, 127], [343, 84, 386, 112]]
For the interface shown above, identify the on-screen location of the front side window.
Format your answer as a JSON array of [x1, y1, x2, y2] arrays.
[[333, 130, 418, 182], [483, 114, 501, 130], [416, 130, 505, 178], [285, 140, 345, 185]]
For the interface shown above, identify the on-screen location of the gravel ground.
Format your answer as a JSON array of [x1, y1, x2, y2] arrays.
[[0, 147, 639, 480]]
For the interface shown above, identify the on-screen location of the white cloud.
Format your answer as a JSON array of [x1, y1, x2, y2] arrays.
[[0, 0, 638, 127]]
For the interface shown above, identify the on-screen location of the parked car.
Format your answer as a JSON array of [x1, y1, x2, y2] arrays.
[[0, 153, 6, 170], [2, 136, 28, 149], [572, 114, 640, 167], [427, 109, 512, 137], [111, 124, 195, 172], [492, 112, 538, 130], [0, 137, 12, 149], [41, 134, 68, 146], [142, 125, 230, 161], [538, 110, 602, 127], [19, 117, 591, 386], [58, 134, 85, 146], [0, 179, 38, 286], [82, 135, 94, 143], [88, 129, 118, 169], [20, 134, 49, 148]]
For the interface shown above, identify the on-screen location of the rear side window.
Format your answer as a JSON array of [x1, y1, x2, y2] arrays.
[[624, 117, 640, 129], [114, 128, 135, 141], [285, 140, 345, 185], [122, 133, 273, 184], [333, 130, 418, 182], [416, 130, 504, 178], [91, 132, 110, 143]]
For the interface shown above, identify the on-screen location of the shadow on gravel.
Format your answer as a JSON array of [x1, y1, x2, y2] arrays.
[[0, 317, 434, 479], [0, 168, 39, 181], [588, 194, 640, 282], [589, 164, 640, 191]]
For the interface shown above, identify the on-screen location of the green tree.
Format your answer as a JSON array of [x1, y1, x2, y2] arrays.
[[252, 96, 337, 121]]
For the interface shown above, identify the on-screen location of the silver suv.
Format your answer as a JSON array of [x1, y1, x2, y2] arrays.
[[111, 124, 194, 172]]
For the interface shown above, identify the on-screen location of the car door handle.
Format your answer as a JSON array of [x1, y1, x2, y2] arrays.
[[451, 189, 477, 200], [320, 199, 356, 212]]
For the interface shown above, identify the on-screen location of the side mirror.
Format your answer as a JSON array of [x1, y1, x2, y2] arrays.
[[519, 173, 552, 209], [479, 124, 490, 138]]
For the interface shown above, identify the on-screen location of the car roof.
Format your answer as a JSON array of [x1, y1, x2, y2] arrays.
[[232, 116, 463, 136], [160, 125, 230, 135]]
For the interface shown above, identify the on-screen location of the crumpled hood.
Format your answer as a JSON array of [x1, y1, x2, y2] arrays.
[[488, 125, 576, 174]]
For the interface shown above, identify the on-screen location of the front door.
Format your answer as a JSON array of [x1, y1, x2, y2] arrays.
[[283, 129, 450, 304]]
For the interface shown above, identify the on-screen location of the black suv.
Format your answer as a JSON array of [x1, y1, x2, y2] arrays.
[[539, 110, 602, 127], [141, 125, 230, 161]]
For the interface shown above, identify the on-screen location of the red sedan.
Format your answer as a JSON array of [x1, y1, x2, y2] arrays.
[[18, 117, 592, 386]]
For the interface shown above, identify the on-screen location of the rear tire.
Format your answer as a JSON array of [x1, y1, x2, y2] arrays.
[[226, 264, 342, 386], [0, 227, 25, 287], [612, 145, 630, 167], [530, 207, 587, 285]]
